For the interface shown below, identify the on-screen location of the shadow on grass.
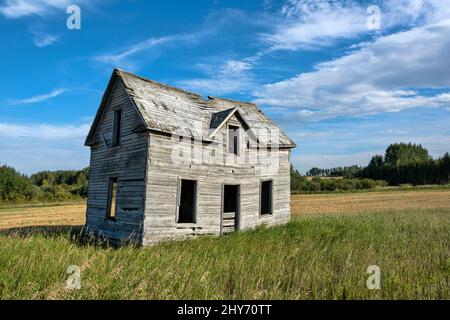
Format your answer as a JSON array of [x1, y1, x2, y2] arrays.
[[0, 225, 83, 237], [0, 225, 128, 249]]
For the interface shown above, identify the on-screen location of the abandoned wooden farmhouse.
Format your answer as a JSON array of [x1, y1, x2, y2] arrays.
[[84, 69, 296, 245]]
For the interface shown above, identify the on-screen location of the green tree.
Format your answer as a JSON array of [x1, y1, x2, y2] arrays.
[[385, 143, 430, 167], [0, 165, 34, 202], [307, 167, 322, 176]]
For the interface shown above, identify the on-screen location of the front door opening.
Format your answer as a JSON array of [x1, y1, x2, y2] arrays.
[[178, 179, 197, 223], [222, 185, 239, 233]]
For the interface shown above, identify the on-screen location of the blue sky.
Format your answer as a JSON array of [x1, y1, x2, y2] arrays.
[[1, 0, 450, 174]]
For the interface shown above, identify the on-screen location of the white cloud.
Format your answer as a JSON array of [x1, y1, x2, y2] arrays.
[[178, 0, 450, 99], [0, 0, 72, 18], [0, 123, 90, 140], [7, 88, 66, 105], [261, 0, 368, 51], [0, 142, 89, 175], [381, 0, 450, 27], [258, 0, 450, 52], [254, 20, 450, 120], [0, 0, 100, 47], [0, 122, 91, 174], [379, 129, 410, 135]]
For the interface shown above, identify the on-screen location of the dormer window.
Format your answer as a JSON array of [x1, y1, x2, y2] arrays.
[[228, 125, 239, 155], [112, 109, 122, 147]]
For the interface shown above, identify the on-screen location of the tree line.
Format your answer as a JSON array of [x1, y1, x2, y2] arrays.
[[306, 165, 361, 178], [360, 143, 450, 185], [296, 143, 450, 193], [2, 143, 449, 201], [0, 165, 89, 203]]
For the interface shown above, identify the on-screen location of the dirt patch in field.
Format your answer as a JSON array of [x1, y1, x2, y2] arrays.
[[292, 190, 450, 216]]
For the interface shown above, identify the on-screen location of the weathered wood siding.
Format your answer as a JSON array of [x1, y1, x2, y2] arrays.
[[85, 79, 148, 244], [142, 114, 291, 244]]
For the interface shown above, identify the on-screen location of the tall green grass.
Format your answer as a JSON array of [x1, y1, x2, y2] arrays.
[[0, 208, 449, 300]]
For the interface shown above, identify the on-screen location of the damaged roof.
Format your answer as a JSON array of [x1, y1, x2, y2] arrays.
[[85, 69, 296, 148]]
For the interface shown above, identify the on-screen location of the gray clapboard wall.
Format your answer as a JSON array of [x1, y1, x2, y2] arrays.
[[85, 69, 295, 245], [84, 77, 148, 243]]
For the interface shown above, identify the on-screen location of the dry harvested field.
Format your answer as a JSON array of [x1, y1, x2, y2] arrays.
[[293, 190, 450, 216], [0, 203, 85, 230], [1, 190, 449, 230]]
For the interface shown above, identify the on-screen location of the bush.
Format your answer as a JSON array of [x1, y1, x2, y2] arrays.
[[290, 166, 386, 194]]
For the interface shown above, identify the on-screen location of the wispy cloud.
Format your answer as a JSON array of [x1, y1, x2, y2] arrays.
[[292, 130, 335, 139], [94, 31, 210, 68], [94, 36, 173, 66], [0, 0, 72, 18], [32, 32, 59, 47], [0, 122, 90, 140], [178, 58, 257, 95], [8, 88, 66, 105], [92, 7, 265, 71]]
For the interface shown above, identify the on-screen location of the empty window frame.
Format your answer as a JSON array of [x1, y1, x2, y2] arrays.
[[178, 179, 197, 223], [106, 177, 118, 220], [228, 125, 240, 155], [112, 109, 122, 147], [260, 180, 273, 216]]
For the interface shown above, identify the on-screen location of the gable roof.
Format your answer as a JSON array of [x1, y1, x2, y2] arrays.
[[85, 69, 296, 148]]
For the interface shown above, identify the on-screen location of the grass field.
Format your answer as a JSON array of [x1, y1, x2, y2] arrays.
[[0, 190, 449, 299]]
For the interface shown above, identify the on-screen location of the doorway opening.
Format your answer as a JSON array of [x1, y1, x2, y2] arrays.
[[222, 184, 240, 234]]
